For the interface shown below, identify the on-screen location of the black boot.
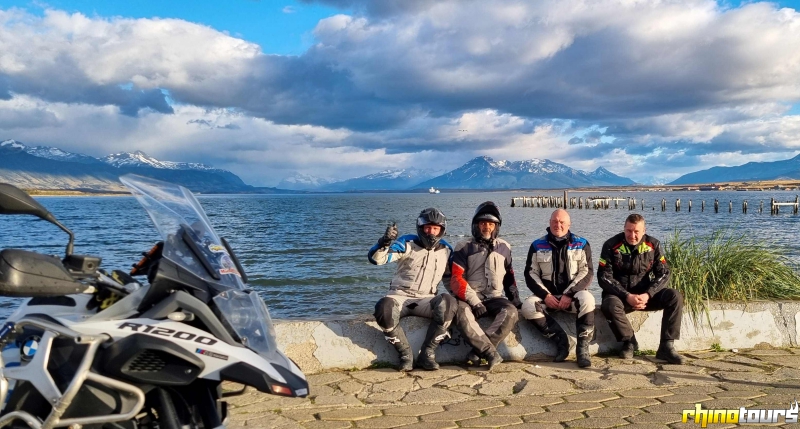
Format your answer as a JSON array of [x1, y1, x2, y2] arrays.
[[384, 327, 413, 371], [417, 324, 449, 370], [576, 324, 593, 368], [465, 350, 481, 366], [531, 316, 569, 362], [482, 348, 503, 370], [619, 340, 635, 359], [656, 340, 685, 365]]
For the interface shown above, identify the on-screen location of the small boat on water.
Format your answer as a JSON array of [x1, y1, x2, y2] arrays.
[[429, 187, 440, 194]]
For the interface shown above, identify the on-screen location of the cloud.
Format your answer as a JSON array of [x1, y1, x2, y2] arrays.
[[282, 6, 297, 13], [1, 1, 800, 184]]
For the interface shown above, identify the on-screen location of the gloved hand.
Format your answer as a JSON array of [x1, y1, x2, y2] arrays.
[[471, 303, 487, 318], [377, 223, 398, 248]]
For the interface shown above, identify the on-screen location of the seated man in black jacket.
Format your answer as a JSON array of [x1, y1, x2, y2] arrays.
[[598, 214, 684, 364]]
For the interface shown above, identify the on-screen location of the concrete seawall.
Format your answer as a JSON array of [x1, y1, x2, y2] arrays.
[[274, 300, 800, 374]]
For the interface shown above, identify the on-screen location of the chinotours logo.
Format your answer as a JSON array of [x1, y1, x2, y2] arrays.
[[682, 401, 799, 427]]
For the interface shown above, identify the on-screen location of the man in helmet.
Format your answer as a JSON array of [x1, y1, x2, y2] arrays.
[[521, 209, 595, 368], [368, 208, 457, 371], [448, 201, 522, 370]]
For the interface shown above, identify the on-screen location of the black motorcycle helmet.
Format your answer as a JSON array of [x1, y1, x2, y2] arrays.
[[416, 207, 447, 250], [472, 201, 501, 242]]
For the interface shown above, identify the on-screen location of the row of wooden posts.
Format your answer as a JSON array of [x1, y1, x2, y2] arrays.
[[510, 192, 800, 215]]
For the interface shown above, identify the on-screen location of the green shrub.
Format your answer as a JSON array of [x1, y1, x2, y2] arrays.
[[665, 228, 800, 325]]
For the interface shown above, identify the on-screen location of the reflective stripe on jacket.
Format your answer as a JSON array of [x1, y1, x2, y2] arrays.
[[449, 238, 516, 307], [524, 231, 593, 299]]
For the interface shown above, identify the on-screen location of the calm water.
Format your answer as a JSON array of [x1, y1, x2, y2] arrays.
[[1, 190, 798, 319]]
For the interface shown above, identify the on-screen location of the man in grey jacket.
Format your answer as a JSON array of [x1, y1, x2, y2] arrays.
[[368, 208, 457, 371]]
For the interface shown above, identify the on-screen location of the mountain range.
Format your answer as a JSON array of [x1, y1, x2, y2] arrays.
[[670, 154, 800, 185], [0, 140, 260, 193]]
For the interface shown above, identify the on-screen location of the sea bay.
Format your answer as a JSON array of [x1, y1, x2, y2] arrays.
[[0, 189, 798, 320]]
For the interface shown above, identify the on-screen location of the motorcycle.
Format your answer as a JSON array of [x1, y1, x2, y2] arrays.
[[0, 174, 308, 429]]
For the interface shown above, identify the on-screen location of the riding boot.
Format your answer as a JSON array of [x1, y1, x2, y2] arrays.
[[384, 327, 413, 371], [656, 340, 685, 365], [417, 324, 449, 370], [576, 324, 593, 368], [531, 315, 569, 362], [482, 347, 503, 370]]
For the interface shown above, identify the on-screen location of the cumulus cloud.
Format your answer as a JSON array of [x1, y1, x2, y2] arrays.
[[0, 1, 800, 184]]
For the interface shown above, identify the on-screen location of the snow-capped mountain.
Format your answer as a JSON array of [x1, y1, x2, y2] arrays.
[[670, 154, 800, 185], [102, 150, 221, 172], [415, 156, 634, 189], [0, 140, 251, 193], [320, 168, 440, 191], [277, 173, 337, 191]]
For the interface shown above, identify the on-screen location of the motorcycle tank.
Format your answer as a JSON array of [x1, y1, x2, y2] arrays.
[[0, 249, 84, 297]]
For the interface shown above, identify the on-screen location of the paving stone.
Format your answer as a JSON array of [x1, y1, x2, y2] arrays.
[[401, 388, 472, 404], [773, 367, 800, 380], [506, 396, 565, 407], [318, 408, 382, 421], [349, 369, 408, 383], [523, 412, 584, 422], [700, 398, 757, 409], [477, 380, 516, 396], [421, 410, 482, 422], [508, 424, 563, 429], [659, 394, 713, 403], [626, 412, 683, 424], [515, 377, 576, 394], [724, 355, 770, 367], [546, 402, 604, 412], [337, 381, 366, 395], [313, 395, 364, 407], [659, 364, 706, 373], [603, 397, 661, 408], [654, 370, 720, 385], [444, 399, 506, 411], [753, 394, 800, 405], [393, 422, 458, 429], [605, 362, 659, 374], [669, 385, 724, 394], [416, 377, 452, 389], [716, 382, 764, 391], [684, 351, 732, 359], [643, 403, 701, 413], [310, 385, 337, 397], [409, 367, 466, 380], [563, 392, 620, 402], [308, 373, 351, 386], [484, 405, 546, 416], [447, 386, 478, 395], [553, 370, 606, 382], [355, 415, 418, 428], [382, 405, 444, 417], [457, 415, 523, 427], [742, 349, 794, 356], [619, 388, 674, 398], [711, 390, 766, 399], [585, 407, 643, 418], [574, 373, 652, 391], [301, 421, 353, 429], [372, 377, 415, 393], [281, 408, 339, 423], [434, 374, 483, 387], [621, 425, 671, 429], [363, 391, 407, 405], [245, 396, 315, 410], [564, 417, 630, 428], [714, 371, 774, 383], [691, 359, 765, 372], [484, 370, 532, 383], [492, 362, 537, 372]]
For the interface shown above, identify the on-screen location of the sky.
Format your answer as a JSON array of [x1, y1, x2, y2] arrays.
[[0, 0, 799, 186]]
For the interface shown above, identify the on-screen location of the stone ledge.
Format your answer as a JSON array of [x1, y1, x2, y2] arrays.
[[275, 300, 800, 374]]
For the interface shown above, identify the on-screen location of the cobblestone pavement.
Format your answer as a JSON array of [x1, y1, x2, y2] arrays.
[[227, 347, 800, 428]]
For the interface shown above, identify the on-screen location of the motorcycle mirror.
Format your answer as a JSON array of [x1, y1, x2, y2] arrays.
[[0, 183, 76, 257]]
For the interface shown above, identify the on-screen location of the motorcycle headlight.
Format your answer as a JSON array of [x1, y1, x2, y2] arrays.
[[213, 289, 278, 359]]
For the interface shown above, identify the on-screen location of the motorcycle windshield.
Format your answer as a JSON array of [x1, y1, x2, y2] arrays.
[[120, 174, 279, 358]]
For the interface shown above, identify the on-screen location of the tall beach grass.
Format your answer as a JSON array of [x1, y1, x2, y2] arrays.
[[665, 228, 800, 325]]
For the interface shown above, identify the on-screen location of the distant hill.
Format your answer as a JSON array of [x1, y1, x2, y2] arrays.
[[320, 168, 438, 191], [0, 139, 263, 193], [414, 156, 635, 189], [670, 154, 800, 185]]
